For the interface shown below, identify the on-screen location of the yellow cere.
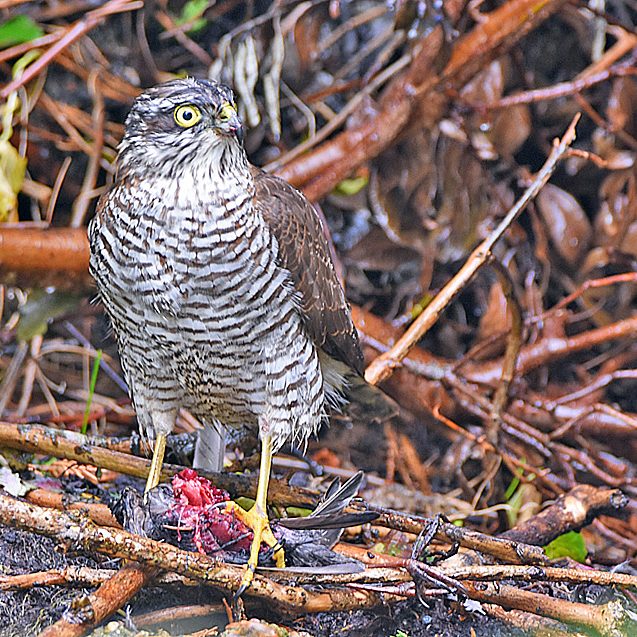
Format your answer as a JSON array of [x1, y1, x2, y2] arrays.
[[174, 104, 202, 128], [218, 102, 236, 122]]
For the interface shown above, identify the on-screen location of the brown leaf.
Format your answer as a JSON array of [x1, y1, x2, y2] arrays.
[[488, 103, 531, 157], [536, 184, 592, 265], [292, 4, 326, 71], [478, 281, 512, 341], [461, 60, 504, 105], [594, 171, 637, 251], [606, 77, 637, 138]]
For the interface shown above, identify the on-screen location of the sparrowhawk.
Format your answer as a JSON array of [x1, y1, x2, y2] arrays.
[[88, 78, 364, 594]]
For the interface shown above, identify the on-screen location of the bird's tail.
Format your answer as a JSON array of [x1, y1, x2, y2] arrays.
[[345, 372, 399, 422], [193, 424, 226, 472], [319, 351, 399, 422]]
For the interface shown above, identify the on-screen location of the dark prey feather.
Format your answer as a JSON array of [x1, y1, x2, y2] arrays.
[[274, 471, 376, 569]]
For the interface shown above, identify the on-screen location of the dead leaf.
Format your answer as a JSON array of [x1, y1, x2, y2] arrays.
[[488, 103, 531, 157], [536, 183, 592, 266], [0, 466, 27, 497], [478, 280, 512, 341]]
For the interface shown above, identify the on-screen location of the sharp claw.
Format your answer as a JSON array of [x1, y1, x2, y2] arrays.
[[230, 433, 282, 598], [233, 564, 255, 611], [231, 591, 245, 621]]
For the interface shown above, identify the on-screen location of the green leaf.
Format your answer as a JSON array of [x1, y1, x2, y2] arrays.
[[544, 531, 587, 563], [175, 0, 208, 33], [505, 482, 524, 527], [286, 506, 312, 518], [235, 496, 254, 511], [334, 175, 369, 196], [504, 461, 536, 527], [0, 16, 43, 49], [504, 472, 522, 501], [0, 139, 27, 221], [372, 540, 404, 557], [17, 290, 81, 341]]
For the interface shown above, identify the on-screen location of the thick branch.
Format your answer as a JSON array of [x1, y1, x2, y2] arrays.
[[38, 564, 155, 637], [502, 485, 628, 544]]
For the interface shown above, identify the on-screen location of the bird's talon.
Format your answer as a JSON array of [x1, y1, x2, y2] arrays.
[[224, 491, 286, 593]]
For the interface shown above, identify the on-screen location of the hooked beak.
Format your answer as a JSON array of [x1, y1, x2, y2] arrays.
[[215, 102, 244, 145], [227, 113, 244, 145]]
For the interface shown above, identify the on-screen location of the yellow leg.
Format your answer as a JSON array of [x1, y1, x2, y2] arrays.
[[225, 433, 285, 596], [144, 432, 166, 501]]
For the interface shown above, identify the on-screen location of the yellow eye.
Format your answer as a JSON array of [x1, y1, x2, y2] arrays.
[[218, 102, 236, 122], [174, 104, 201, 128]]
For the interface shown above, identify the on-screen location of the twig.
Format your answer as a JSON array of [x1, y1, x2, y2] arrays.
[[462, 581, 627, 637], [0, 566, 115, 591], [16, 335, 43, 416], [45, 156, 73, 224], [0, 341, 28, 414], [462, 314, 637, 386], [480, 63, 637, 110], [0, 567, 201, 591], [487, 259, 523, 436], [0, 32, 61, 65], [356, 506, 551, 564], [70, 72, 104, 228], [38, 564, 156, 637], [340, 543, 637, 590], [264, 53, 411, 174], [0, 0, 143, 99], [364, 114, 580, 386], [446, 564, 637, 589], [133, 604, 227, 628], [154, 10, 213, 66]]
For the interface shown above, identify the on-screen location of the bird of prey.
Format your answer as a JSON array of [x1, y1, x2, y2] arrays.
[[88, 78, 365, 594]]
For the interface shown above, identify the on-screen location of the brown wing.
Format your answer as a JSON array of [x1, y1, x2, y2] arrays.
[[252, 168, 364, 375]]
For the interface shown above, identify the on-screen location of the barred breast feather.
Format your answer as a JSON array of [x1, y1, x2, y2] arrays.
[[89, 158, 362, 459]]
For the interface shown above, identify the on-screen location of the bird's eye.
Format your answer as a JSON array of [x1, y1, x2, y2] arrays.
[[174, 105, 201, 128], [217, 102, 236, 122]]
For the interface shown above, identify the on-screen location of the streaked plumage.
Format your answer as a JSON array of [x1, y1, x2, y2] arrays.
[[88, 78, 364, 591], [89, 78, 363, 464]]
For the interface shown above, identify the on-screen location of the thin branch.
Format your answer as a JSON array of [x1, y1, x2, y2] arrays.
[[0, 0, 143, 99], [0, 421, 319, 507]]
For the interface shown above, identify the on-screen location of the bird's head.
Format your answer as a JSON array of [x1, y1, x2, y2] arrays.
[[117, 78, 245, 178]]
